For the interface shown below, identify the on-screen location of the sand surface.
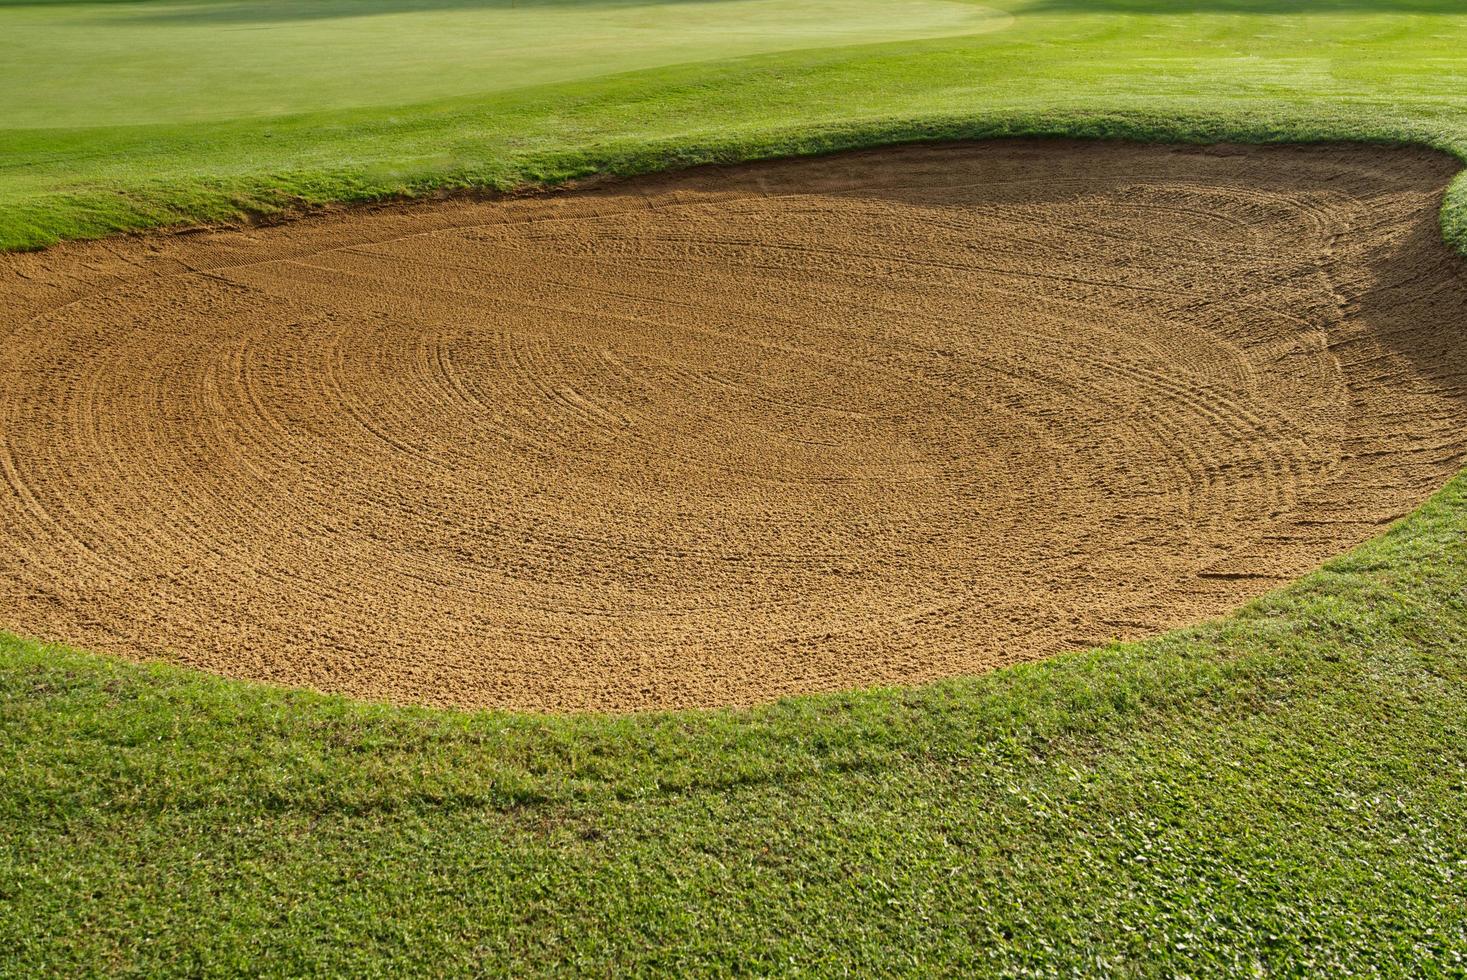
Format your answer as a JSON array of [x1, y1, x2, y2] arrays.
[[3, 141, 1466, 712]]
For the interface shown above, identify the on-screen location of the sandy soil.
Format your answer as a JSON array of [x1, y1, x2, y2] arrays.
[[2, 141, 1466, 712]]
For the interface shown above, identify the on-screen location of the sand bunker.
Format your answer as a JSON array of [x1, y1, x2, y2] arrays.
[[3, 141, 1466, 711]]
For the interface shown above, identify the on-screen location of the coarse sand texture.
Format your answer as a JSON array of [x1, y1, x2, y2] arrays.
[[2, 141, 1465, 711]]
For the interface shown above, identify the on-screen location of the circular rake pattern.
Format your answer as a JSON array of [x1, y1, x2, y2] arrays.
[[2, 142, 1466, 711]]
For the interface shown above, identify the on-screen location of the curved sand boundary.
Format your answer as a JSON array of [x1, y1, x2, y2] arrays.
[[2, 141, 1466, 712]]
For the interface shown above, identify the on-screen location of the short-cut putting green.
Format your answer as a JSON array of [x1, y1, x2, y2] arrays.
[[5, 0, 1467, 253], [4, 0, 1467, 974]]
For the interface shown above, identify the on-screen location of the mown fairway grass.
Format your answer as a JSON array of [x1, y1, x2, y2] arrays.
[[6, 0, 1467, 251], [4, 0, 1467, 974]]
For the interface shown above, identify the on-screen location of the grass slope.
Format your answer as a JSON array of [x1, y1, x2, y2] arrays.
[[5, 479, 1466, 973], [4, 0, 1467, 973], [3, 0, 1467, 250]]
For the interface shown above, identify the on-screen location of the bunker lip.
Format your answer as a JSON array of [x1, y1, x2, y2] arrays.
[[2, 141, 1465, 713]]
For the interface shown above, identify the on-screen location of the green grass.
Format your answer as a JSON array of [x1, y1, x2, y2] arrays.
[[5, 0, 1467, 973], [6, 482, 1467, 973], [0, 0, 1009, 128], [6, 0, 1467, 251]]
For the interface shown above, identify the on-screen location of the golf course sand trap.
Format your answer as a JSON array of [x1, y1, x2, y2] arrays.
[[3, 142, 1467, 712]]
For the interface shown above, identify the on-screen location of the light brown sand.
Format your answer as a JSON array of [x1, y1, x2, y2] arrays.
[[3, 141, 1466, 712]]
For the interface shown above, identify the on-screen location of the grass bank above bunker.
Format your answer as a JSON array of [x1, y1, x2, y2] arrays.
[[7, 0, 1467, 253]]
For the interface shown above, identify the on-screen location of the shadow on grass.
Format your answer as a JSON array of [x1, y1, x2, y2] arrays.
[[7, 0, 1465, 19], [4, 0, 744, 22], [9, 0, 1460, 22], [1019, 0, 1464, 12]]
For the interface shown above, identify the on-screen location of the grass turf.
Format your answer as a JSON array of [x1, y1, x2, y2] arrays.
[[5, 0, 1467, 251], [4, 0, 1467, 973]]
